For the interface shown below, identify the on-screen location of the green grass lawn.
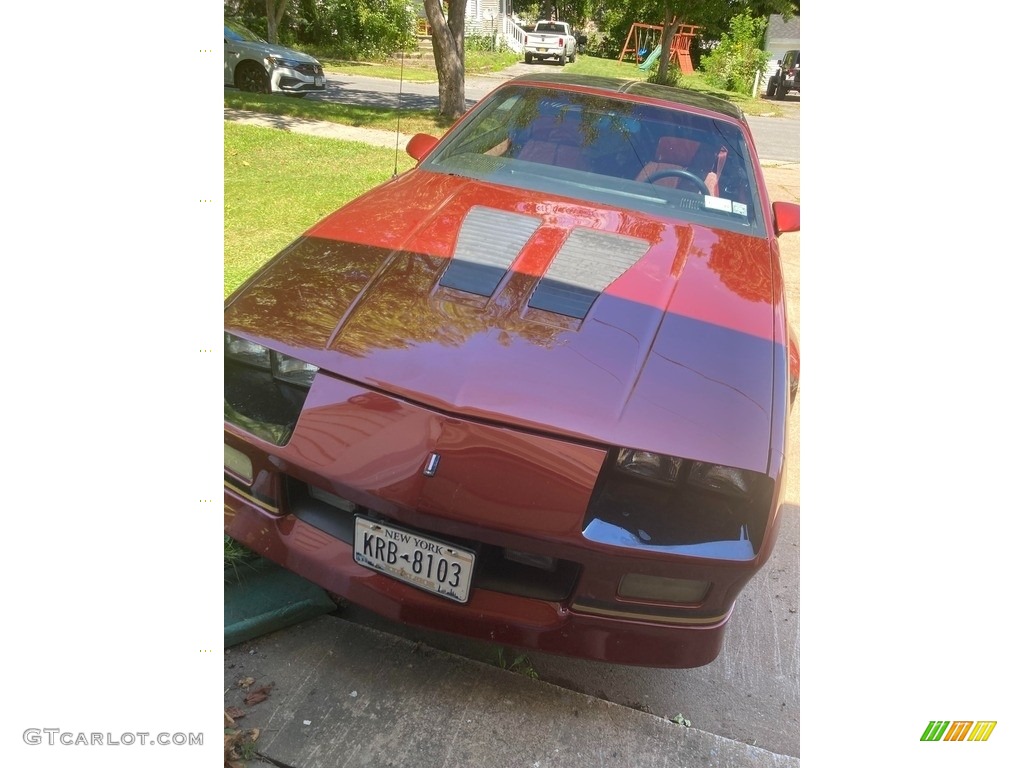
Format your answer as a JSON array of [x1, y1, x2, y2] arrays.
[[224, 122, 415, 296], [565, 55, 783, 116], [224, 91, 455, 136], [309, 48, 521, 80]]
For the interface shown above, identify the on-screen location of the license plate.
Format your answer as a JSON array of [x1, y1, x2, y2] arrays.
[[315, 76, 324, 86], [538, 48, 548, 53], [354, 517, 474, 603]]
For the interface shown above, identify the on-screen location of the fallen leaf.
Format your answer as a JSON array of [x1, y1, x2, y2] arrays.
[[225, 707, 246, 720], [244, 684, 273, 706], [238, 677, 255, 689]]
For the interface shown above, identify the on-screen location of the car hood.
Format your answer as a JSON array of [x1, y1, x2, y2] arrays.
[[229, 39, 319, 64], [225, 171, 784, 472]]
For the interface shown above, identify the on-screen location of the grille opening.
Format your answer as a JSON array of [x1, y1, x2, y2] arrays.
[[285, 478, 581, 601]]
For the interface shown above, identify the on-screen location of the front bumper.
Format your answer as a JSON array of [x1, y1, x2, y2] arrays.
[[270, 66, 326, 94], [224, 372, 774, 667], [225, 490, 732, 667]]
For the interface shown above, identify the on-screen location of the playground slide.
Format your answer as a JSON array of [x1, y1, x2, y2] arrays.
[[638, 44, 662, 71]]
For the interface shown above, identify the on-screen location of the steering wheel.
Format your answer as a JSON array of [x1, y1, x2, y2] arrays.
[[643, 168, 709, 195]]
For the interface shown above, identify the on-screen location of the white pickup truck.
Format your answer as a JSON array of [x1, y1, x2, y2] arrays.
[[523, 20, 577, 65]]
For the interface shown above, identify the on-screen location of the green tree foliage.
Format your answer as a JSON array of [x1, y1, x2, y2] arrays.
[[317, 0, 416, 59], [596, 1, 795, 63], [224, 0, 416, 59], [698, 11, 771, 93], [515, 1, 594, 27]]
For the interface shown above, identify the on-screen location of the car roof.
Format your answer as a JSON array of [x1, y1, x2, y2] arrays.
[[503, 73, 747, 124]]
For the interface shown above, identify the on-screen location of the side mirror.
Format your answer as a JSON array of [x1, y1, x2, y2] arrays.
[[406, 133, 439, 163], [773, 201, 800, 235]]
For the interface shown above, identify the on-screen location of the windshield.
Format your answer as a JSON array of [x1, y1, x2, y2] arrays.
[[423, 85, 765, 237], [225, 21, 266, 44]]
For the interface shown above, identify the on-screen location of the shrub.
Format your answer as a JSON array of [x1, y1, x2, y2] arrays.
[[355, 0, 416, 60], [699, 12, 771, 94], [647, 61, 681, 87], [229, 0, 417, 60], [465, 32, 500, 52]]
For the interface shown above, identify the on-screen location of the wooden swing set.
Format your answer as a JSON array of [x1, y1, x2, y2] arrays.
[[617, 21, 700, 72]]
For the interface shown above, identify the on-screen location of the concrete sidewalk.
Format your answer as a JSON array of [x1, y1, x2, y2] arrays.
[[225, 614, 798, 768], [225, 107, 414, 150]]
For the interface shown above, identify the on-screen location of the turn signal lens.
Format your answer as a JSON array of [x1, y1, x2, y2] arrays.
[[224, 444, 253, 484], [619, 574, 710, 604]]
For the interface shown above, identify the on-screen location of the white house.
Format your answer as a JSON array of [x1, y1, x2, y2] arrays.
[[761, 13, 799, 93], [418, 1, 526, 52]]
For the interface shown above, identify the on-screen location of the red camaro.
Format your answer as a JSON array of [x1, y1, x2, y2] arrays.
[[224, 73, 799, 668]]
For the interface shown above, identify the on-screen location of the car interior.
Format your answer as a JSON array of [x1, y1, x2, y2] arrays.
[[497, 99, 750, 203], [429, 88, 760, 232]]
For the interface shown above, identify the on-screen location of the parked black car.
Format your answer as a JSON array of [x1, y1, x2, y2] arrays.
[[766, 50, 799, 99]]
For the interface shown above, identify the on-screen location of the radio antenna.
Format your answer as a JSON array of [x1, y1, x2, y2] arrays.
[[393, 41, 406, 177]]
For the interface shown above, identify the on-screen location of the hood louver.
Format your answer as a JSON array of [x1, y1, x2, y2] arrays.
[[439, 207, 541, 297], [528, 229, 650, 319], [441, 207, 650, 320]]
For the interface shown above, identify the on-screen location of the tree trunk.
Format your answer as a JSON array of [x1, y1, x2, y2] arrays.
[[266, 0, 289, 44], [424, 0, 467, 118], [655, 8, 681, 85]]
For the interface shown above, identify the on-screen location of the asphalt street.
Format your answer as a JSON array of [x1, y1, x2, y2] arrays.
[[308, 65, 800, 164]]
